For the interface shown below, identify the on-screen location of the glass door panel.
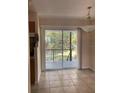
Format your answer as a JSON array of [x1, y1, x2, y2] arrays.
[[45, 30, 62, 70], [63, 30, 78, 68], [63, 31, 70, 62]]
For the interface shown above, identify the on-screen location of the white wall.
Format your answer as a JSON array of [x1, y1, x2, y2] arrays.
[[81, 30, 95, 71], [81, 31, 90, 69], [88, 31, 95, 71], [39, 17, 95, 26]]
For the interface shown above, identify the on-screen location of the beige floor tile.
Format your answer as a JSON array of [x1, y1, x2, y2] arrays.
[[38, 81, 49, 85], [40, 76, 49, 81], [39, 88, 50, 93], [72, 79, 85, 86], [48, 76, 60, 81], [63, 86, 79, 93], [75, 86, 94, 93], [61, 80, 74, 87], [31, 69, 95, 93], [50, 87, 64, 93], [49, 80, 62, 88], [38, 83, 50, 88], [32, 88, 50, 93], [60, 75, 71, 80]]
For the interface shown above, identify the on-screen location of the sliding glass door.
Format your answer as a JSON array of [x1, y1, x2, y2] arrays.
[[45, 29, 78, 70], [63, 31, 78, 68]]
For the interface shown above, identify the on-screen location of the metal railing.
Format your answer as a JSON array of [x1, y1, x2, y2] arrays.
[[45, 49, 73, 62]]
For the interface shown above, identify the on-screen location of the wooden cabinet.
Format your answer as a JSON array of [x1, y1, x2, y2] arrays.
[[29, 21, 35, 32], [29, 21, 35, 85], [30, 57, 35, 85]]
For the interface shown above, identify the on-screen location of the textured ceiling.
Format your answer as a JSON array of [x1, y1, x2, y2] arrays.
[[31, 0, 95, 18]]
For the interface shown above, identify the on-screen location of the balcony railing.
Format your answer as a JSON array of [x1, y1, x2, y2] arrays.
[[45, 48, 75, 62]]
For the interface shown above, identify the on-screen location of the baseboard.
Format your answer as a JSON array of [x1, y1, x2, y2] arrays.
[[82, 68, 95, 72]]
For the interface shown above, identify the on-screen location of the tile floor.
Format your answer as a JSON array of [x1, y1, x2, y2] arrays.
[[46, 60, 78, 70], [31, 69, 95, 93]]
